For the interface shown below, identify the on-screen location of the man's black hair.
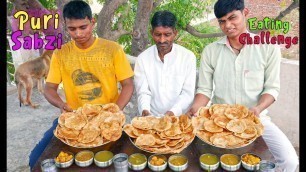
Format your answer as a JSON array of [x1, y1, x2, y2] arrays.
[[63, 0, 92, 20], [214, 0, 245, 18], [151, 10, 177, 29]]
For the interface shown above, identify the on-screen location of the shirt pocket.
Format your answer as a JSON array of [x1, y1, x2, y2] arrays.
[[244, 70, 264, 92]]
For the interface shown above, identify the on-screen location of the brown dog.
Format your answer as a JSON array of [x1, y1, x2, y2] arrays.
[[14, 50, 53, 108]]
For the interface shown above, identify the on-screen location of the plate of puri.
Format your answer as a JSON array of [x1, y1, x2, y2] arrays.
[[124, 114, 196, 154], [193, 104, 264, 149], [54, 103, 125, 148]]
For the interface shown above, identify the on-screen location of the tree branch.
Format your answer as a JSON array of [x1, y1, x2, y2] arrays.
[[185, 0, 299, 38], [153, 0, 163, 9], [184, 24, 224, 38], [97, 0, 128, 39], [275, 0, 299, 21], [250, 0, 299, 34]]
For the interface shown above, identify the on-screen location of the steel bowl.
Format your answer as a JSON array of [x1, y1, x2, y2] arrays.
[[259, 160, 276, 172], [220, 154, 241, 172], [94, 151, 114, 167], [168, 154, 188, 172], [128, 153, 147, 171], [199, 153, 219, 171], [54, 151, 74, 168], [75, 150, 94, 167], [241, 153, 261, 171], [148, 154, 167, 172], [41, 159, 57, 172]]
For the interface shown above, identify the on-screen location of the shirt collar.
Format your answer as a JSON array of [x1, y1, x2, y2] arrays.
[[154, 44, 176, 62], [216, 30, 251, 50], [216, 30, 251, 45]]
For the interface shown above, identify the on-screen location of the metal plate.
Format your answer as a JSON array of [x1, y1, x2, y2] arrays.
[[128, 135, 195, 154], [196, 134, 257, 149], [54, 130, 111, 148]]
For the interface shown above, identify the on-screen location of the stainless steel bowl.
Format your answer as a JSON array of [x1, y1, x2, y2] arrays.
[[241, 153, 261, 171], [259, 160, 276, 172], [94, 151, 114, 167], [199, 153, 219, 171], [128, 153, 147, 171], [148, 154, 167, 172], [168, 154, 188, 172], [220, 154, 241, 172], [41, 159, 57, 172], [54, 151, 74, 168], [75, 150, 94, 167]]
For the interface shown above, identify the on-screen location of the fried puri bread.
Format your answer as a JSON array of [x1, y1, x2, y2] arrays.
[[126, 115, 195, 154], [102, 103, 120, 113], [100, 121, 122, 141], [64, 114, 87, 130], [179, 114, 191, 130], [204, 120, 224, 133], [54, 103, 125, 148], [195, 104, 264, 149], [213, 115, 231, 128], [164, 124, 182, 137], [77, 129, 100, 143], [56, 125, 80, 140], [58, 112, 75, 127], [234, 125, 257, 139], [123, 124, 138, 138], [226, 119, 247, 133], [224, 107, 244, 119], [81, 103, 102, 116], [132, 117, 152, 130], [153, 116, 172, 132], [135, 134, 156, 146], [197, 106, 211, 118]]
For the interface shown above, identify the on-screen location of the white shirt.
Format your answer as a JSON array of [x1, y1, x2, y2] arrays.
[[197, 35, 281, 110], [134, 44, 197, 116]]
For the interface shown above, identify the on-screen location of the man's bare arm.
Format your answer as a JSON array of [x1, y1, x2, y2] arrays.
[[116, 77, 134, 110], [44, 82, 72, 112], [186, 93, 210, 116], [249, 93, 275, 116]]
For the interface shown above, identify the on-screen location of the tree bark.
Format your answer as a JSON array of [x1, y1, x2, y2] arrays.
[[96, 0, 129, 40], [131, 0, 153, 56], [56, 0, 71, 43]]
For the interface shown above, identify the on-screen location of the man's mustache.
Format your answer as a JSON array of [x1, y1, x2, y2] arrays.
[[157, 42, 169, 46]]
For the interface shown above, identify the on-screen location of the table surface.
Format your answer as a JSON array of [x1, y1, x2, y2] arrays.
[[32, 132, 274, 172]]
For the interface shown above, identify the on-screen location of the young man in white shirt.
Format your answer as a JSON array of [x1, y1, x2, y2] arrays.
[[134, 10, 196, 117], [187, 0, 299, 171]]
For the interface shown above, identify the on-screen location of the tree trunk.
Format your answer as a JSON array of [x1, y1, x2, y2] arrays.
[[130, 0, 153, 57], [96, 0, 128, 40], [56, 0, 71, 43]]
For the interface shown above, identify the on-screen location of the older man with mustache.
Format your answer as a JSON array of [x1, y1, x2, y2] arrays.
[[134, 10, 197, 117]]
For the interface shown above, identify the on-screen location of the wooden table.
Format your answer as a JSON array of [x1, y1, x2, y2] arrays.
[[32, 133, 274, 172]]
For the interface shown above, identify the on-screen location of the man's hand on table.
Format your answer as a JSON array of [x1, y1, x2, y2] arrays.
[[142, 110, 150, 116], [165, 111, 175, 116], [249, 106, 262, 117], [60, 102, 73, 113]]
